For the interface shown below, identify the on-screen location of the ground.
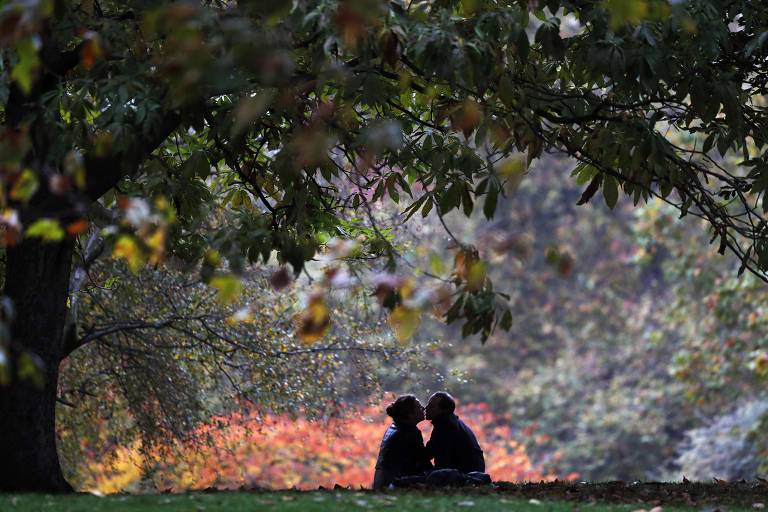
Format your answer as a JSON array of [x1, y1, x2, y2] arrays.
[[1, 483, 765, 512]]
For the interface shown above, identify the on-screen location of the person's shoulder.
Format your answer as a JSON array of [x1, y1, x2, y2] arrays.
[[382, 424, 400, 441]]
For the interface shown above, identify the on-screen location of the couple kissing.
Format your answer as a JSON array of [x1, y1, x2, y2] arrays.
[[372, 392, 490, 490]]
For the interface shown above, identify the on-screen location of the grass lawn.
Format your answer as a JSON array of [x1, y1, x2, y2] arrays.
[[2, 483, 765, 511], [0, 490, 750, 512]]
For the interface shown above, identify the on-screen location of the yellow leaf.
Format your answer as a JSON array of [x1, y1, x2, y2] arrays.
[[389, 305, 420, 345], [498, 156, 526, 192], [466, 260, 486, 291], [454, 249, 473, 281], [428, 253, 445, 276], [602, 0, 648, 29], [204, 248, 221, 267], [295, 294, 330, 344], [145, 228, 166, 265], [112, 235, 144, 273], [10, 169, 38, 202], [210, 274, 242, 304], [25, 218, 64, 242], [399, 277, 415, 300]]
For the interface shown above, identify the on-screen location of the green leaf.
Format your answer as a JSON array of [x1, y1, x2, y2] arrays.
[[603, 175, 619, 209], [461, 184, 474, 216], [180, 151, 210, 180], [210, 274, 243, 304], [421, 197, 433, 217], [483, 183, 498, 220], [428, 252, 445, 276], [26, 218, 65, 242], [403, 195, 427, 222], [11, 39, 40, 95], [438, 183, 461, 214], [577, 174, 602, 205], [499, 309, 513, 331]]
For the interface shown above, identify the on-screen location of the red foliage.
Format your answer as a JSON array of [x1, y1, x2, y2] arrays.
[[81, 401, 560, 492]]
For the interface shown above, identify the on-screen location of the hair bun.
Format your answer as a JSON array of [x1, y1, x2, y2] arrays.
[[385, 394, 417, 421]]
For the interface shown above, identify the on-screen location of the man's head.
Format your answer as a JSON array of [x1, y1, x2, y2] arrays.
[[425, 391, 455, 421]]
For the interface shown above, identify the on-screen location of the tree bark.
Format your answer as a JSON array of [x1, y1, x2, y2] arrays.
[[0, 238, 74, 493]]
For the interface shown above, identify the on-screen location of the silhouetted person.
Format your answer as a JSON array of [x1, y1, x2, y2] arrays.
[[425, 391, 485, 473], [372, 395, 433, 490]]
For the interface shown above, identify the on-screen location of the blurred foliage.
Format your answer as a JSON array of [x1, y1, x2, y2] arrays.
[[77, 401, 555, 492], [57, 260, 425, 487]]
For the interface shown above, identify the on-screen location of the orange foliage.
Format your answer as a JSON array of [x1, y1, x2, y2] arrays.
[[80, 402, 560, 493]]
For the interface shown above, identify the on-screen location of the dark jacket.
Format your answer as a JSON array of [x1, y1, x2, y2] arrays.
[[425, 413, 485, 473], [373, 423, 432, 489]]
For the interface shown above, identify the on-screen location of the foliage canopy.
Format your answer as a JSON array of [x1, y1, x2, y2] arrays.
[[3, 0, 768, 346]]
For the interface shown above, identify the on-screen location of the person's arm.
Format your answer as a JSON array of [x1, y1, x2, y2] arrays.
[[424, 432, 435, 460], [425, 426, 442, 466], [374, 427, 399, 487], [416, 431, 434, 472]]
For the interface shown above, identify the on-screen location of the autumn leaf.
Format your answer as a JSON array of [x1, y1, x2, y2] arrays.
[[210, 274, 243, 304], [80, 32, 104, 70], [428, 253, 446, 276], [389, 305, 420, 344], [451, 100, 483, 139], [26, 218, 65, 242], [557, 250, 575, 278], [498, 155, 527, 193], [145, 228, 166, 265], [11, 38, 40, 95], [466, 260, 487, 291], [454, 247, 485, 290], [66, 219, 89, 236], [10, 168, 38, 202], [112, 235, 144, 273], [602, 0, 649, 29], [295, 293, 331, 344], [270, 267, 293, 290]]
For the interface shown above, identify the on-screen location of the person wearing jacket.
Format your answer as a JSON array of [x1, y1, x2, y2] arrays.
[[372, 395, 433, 490], [424, 391, 485, 474]]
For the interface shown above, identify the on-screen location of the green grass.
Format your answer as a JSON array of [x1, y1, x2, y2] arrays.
[[0, 491, 712, 512]]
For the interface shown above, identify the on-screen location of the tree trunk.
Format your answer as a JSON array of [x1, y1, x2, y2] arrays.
[[0, 238, 74, 492]]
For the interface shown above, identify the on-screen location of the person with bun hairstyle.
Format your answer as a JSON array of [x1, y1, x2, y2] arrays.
[[372, 395, 433, 490]]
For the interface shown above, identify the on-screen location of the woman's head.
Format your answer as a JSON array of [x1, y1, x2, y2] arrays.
[[385, 394, 425, 426]]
